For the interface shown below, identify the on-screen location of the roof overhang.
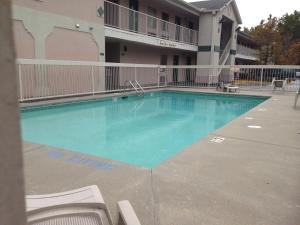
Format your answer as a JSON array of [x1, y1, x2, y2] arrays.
[[194, 0, 242, 24], [164, 0, 201, 16], [228, 0, 242, 24], [161, 0, 243, 24]]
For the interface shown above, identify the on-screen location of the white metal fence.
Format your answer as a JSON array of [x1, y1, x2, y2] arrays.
[[104, 1, 198, 46], [168, 65, 300, 92], [17, 59, 300, 102], [17, 59, 167, 102]]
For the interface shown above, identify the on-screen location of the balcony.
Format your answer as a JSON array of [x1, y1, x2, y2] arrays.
[[237, 44, 258, 60], [104, 1, 198, 47]]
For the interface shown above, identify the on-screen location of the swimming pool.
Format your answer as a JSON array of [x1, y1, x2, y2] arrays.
[[21, 91, 268, 168]]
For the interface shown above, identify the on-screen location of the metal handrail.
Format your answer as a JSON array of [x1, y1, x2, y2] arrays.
[[134, 80, 145, 94], [127, 80, 144, 96], [104, 0, 197, 34], [104, 0, 198, 45], [219, 39, 232, 66]]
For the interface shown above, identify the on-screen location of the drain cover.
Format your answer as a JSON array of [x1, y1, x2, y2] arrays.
[[248, 125, 262, 129], [258, 108, 267, 112], [210, 137, 225, 143]]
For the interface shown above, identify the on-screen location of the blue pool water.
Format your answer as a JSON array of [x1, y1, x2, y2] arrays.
[[21, 91, 268, 168]]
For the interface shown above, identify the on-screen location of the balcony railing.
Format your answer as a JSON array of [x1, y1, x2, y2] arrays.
[[104, 1, 198, 46], [237, 44, 258, 58]]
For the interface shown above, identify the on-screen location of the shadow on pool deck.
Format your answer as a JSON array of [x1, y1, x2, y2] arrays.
[[23, 89, 300, 225]]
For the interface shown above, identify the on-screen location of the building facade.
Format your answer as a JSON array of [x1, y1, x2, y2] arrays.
[[12, 0, 243, 67]]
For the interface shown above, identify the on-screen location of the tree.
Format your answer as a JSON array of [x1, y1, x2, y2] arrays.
[[287, 39, 300, 65], [247, 11, 300, 65], [278, 11, 300, 51], [250, 15, 281, 64]]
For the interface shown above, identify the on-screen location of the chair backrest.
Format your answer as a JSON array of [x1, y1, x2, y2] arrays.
[[271, 77, 276, 86], [26, 186, 113, 225]]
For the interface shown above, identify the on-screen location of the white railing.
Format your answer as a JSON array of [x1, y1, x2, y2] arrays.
[[17, 59, 167, 102], [104, 1, 198, 46], [168, 65, 300, 92], [17, 59, 300, 102], [237, 44, 258, 58]]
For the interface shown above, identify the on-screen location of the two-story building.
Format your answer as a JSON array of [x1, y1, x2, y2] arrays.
[[12, 0, 243, 68]]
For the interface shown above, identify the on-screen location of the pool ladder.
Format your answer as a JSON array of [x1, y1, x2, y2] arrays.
[[128, 80, 145, 96]]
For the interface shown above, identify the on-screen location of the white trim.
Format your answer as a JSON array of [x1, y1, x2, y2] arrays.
[[235, 54, 257, 61], [104, 27, 198, 52], [16, 59, 164, 68], [16, 59, 300, 69]]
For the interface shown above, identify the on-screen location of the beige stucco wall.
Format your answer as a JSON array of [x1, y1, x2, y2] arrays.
[[46, 28, 99, 61], [13, 20, 35, 58], [118, 42, 197, 65], [14, 0, 103, 23], [12, 0, 105, 61]]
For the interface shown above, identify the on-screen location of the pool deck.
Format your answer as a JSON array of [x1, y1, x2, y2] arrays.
[[23, 88, 300, 225]]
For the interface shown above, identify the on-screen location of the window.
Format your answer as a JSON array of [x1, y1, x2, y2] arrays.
[[147, 7, 157, 29]]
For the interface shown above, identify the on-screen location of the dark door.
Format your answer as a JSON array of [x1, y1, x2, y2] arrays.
[[160, 55, 168, 84], [175, 16, 181, 41], [129, 0, 139, 31], [186, 56, 193, 83], [161, 12, 169, 38], [173, 55, 179, 83]]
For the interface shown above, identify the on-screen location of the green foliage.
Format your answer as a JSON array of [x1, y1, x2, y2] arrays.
[[250, 15, 280, 64], [245, 11, 300, 65], [278, 11, 300, 42]]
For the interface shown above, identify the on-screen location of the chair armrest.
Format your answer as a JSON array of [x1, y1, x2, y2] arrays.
[[117, 200, 141, 225]]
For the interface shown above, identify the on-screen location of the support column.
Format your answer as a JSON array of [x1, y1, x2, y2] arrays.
[[0, 1, 27, 225]]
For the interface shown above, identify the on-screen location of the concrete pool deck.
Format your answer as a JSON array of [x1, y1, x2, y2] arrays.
[[22, 89, 300, 225]]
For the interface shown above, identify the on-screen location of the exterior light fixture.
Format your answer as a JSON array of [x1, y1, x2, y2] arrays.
[[75, 24, 80, 29], [97, 6, 104, 17]]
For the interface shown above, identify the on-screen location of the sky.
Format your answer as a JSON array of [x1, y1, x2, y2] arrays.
[[186, 0, 300, 28]]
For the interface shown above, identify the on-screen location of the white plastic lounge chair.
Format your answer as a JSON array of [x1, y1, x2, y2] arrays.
[[217, 82, 239, 93], [224, 84, 239, 93], [26, 185, 141, 225], [273, 78, 287, 92]]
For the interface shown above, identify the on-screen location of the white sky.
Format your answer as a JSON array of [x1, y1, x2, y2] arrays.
[[186, 0, 300, 28]]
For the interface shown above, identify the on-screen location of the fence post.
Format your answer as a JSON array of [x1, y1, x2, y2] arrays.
[[18, 63, 23, 102], [260, 68, 264, 88], [156, 19, 159, 38], [165, 67, 167, 87], [157, 66, 160, 88], [134, 66, 137, 81], [146, 15, 148, 34], [119, 5, 121, 28], [91, 66, 95, 95]]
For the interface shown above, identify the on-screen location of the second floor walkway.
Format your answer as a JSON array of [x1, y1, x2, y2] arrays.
[[104, 1, 199, 48]]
